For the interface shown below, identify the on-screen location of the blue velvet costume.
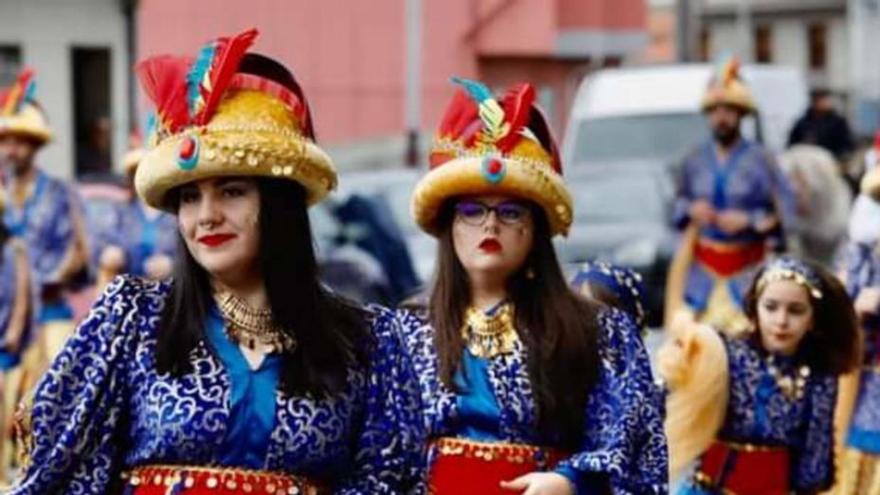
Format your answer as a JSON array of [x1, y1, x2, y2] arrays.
[[4, 169, 83, 322], [396, 307, 669, 494], [9, 276, 423, 494], [0, 241, 26, 369], [843, 236, 880, 454], [680, 336, 837, 494], [673, 139, 797, 311], [85, 200, 177, 278]]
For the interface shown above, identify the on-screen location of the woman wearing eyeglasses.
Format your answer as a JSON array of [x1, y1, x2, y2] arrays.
[[396, 78, 668, 495]]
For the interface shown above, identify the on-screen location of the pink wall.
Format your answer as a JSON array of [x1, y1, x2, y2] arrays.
[[138, 0, 416, 143], [474, 0, 557, 56], [558, 0, 646, 30], [138, 0, 645, 144]]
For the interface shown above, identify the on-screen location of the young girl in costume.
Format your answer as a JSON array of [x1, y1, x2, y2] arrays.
[[660, 256, 859, 494]]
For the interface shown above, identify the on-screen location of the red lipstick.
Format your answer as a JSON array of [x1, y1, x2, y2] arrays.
[[479, 238, 502, 253], [198, 233, 237, 247]]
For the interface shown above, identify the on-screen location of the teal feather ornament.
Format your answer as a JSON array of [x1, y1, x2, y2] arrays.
[[450, 76, 510, 145], [186, 42, 216, 118], [186, 28, 258, 126]]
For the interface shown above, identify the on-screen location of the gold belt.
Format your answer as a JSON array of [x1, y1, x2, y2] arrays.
[[120, 464, 323, 494]]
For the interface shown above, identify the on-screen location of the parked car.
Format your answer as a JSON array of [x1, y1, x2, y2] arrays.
[[562, 63, 809, 172], [558, 64, 808, 324], [310, 168, 427, 303], [556, 165, 677, 326]]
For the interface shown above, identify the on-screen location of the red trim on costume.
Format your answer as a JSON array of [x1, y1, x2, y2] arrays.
[[119, 464, 325, 494], [695, 440, 790, 495], [694, 241, 766, 277], [427, 437, 569, 495]]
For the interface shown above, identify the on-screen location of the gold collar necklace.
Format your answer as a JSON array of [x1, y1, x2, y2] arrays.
[[765, 355, 810, 401], [213, 291, 297, 353], [461, 302, 518, 359]]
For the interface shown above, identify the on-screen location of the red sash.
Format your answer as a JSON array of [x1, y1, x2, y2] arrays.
[[694, 440, 790, 494], [428, 437, 569, 495]]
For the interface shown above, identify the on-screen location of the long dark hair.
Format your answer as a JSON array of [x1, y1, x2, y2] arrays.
[[157, 179, 370, 396], [156, 53, 369, 396], [743, 258, 860, 376], [429, 202, 601, 449]]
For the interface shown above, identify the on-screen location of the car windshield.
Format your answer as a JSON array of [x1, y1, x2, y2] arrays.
[[570, 113, 709, 164], [570, 173, 668, 223], [380, 182, 421, 236]]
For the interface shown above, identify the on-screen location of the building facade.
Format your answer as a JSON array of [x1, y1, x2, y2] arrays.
[[137, 0, 647, 169], [0, 0, 134, 179]]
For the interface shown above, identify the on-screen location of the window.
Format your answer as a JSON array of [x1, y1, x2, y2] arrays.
[[72, 47, 112, 178], [754, 25, 773, 63], [808, 23, 827, 70], [0, 46, 22, 87], [698, 27, 711, 62]]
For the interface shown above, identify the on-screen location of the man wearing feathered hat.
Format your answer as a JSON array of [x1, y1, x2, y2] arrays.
[[0, 68, 87, 361], [665, 56, 797, 335]]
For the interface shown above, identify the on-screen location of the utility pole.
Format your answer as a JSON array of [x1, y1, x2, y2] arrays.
[[736, 0, 753, 62], [676, 0, 692, 62], [404, 0, 422, 168]]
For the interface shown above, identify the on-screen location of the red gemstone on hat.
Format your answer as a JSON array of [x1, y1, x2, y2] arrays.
[[179, 136, 196, 160], [487, 158, 502, 175]]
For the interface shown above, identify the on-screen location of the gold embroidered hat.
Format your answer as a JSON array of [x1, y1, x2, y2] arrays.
[[412, 78, 573, 237], [701, 57, 757, 114], [135, 28, 336, 211], [0, 68, 53, 144]]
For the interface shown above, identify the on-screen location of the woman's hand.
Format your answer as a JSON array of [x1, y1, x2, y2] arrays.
[[500, 472, 575, 495], [99, 245, 126, 272], [145, 254, 173, 280]]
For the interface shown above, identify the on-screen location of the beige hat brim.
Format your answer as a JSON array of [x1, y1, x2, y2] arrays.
[[411, 156, 573, 237], [136, 129, 337, 212]]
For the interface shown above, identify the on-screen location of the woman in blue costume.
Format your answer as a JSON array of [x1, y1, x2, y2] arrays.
[[570, 260, 648, 331], [399, 79, 668, 495], [834, 163, 880, 493], [8, 28, 421, 494], [659, 256, 859, 494], [0, 191, 31, 483], [92, 140, 177, 289]]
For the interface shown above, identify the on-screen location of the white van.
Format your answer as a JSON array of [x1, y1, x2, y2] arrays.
[[561, 64, 809, 170]]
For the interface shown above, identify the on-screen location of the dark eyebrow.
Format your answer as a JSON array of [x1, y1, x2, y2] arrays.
[[215, 177, 250, 187]]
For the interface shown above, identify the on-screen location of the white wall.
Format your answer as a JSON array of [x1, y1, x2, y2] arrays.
[[0, 0, 129, 179], [827, 16, 850, 93], [770, 18, 807, 69]]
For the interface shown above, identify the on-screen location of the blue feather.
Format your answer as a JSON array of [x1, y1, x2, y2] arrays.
[[144, 112, 158, 142], [450, 76, 493, 103], [186, 42, 216, 116], [22, 80, 36, 106]]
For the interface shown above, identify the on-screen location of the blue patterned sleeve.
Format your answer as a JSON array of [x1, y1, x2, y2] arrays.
[[333, 305, 426, 494], [554, 309, 669, 495], [672, 156, 696, 230], [791, 375, 837, 492], [9, 276, 144, 494]]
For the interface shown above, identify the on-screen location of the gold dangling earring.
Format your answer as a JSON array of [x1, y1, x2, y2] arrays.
[[526, 267, 535, 280]]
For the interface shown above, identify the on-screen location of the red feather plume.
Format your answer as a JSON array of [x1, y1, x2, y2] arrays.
[[496, 83, 535, 152], [437, 89, 480, 142], [136, 55, 192, 134], [1, 68, 35, 117], [193, 28, 258, 125]]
